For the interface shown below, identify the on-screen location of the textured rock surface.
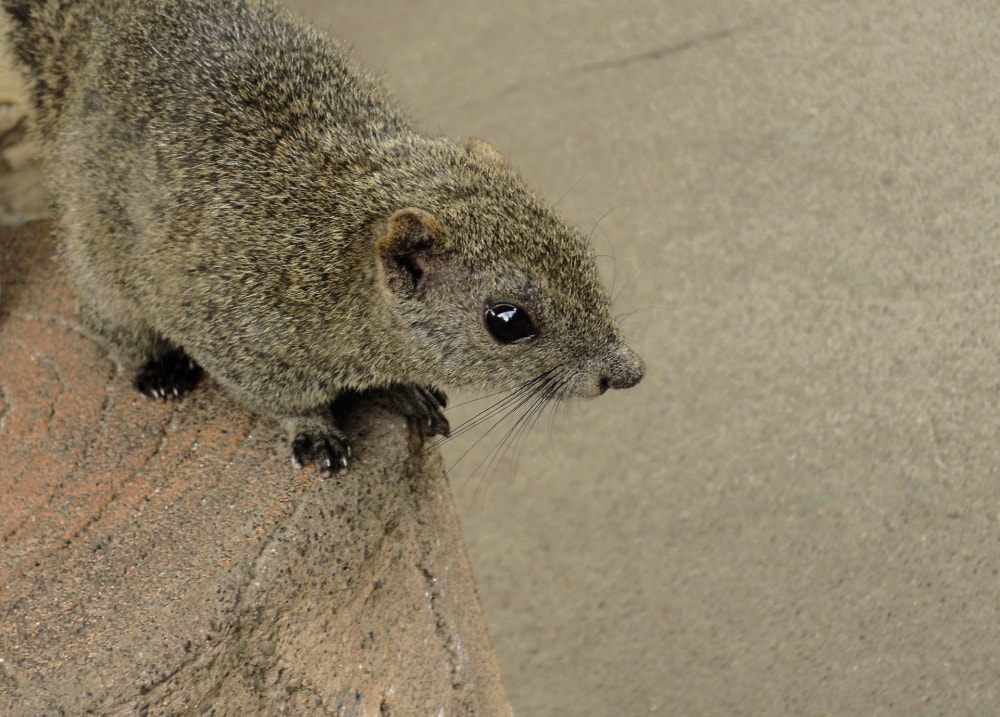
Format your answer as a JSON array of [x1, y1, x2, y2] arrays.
[[0, 223, 510, 716]]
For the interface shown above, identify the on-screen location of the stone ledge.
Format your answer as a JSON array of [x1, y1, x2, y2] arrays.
[[0, 222, 511, 716]]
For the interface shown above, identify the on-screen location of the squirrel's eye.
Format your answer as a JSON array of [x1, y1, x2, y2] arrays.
[[484, 303, 537, 344]]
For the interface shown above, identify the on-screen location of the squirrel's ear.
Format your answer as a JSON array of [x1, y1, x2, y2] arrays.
[[466, 137, 510, 168], [375, 208, 446, 295]]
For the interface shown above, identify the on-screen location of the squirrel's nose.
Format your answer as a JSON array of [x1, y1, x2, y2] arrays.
[[598, 344, 645, 393]]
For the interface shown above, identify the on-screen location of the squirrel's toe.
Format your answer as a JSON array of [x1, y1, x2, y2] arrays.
[[134, 348, 204, 400], [291, 430, 351, 475], [394, 385, 449, 439]]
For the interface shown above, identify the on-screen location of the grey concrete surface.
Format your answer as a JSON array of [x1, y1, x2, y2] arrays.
[[6, 0, 997, 714], [285, 1, 1000, 714]]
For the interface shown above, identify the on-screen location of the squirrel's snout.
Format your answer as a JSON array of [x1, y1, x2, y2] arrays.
[[597, 345, 645, 394], [602, 365, 644, 391]]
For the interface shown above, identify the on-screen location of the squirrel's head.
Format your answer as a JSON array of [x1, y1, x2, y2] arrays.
[[372, 138, 644, 400]]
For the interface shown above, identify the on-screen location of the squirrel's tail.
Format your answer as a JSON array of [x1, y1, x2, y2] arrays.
[[2, 0, 96, 131]]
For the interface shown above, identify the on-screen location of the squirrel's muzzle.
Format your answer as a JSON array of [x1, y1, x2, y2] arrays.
[[596, 343, 645, 394]]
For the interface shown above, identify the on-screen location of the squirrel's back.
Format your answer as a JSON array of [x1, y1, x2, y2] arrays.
[[4, 0, 408, 141]]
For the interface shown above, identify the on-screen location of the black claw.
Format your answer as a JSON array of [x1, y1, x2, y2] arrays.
[[292, 431, 351, 475], [134, 349, 204, 400], [428, 387, 447, 410], [407, 385, 450, 438]]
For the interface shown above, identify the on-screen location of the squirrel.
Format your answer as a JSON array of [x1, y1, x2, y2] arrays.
[[2, 0, 645, 473]]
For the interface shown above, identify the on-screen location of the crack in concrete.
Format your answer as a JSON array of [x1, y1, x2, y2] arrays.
[[574, 21, 756, 74], [0, 339, 67, 544], [54, 395, 177, 557], [224, 413, 256, 470], [458, 18, 760, 113], [418, 565, 463, 691], [7, 337, 64, 427]]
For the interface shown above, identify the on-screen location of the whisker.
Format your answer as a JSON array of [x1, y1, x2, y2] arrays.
[[470, 398, 540, 506], [614, 304, 668, 327], [611, 263, 640, 309], [433, 369, 555, 446], [456, 388, 549, 504], [588, 204, 625, 244], [470, 375, 563, 511], [513, 375, 572, 472], [437, 372, 556, 473], [427, 367, 576, 513], [439, 391, 533, 447], [444, 385, 520, 410], [588, 204, 625, 297], [553, 178, 584, 211]]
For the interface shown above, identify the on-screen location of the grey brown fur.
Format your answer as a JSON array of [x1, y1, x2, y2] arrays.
[[3, 0, 644, 471]]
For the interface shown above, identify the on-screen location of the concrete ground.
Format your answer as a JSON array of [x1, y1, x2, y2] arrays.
[[286, 1, 1000, 714], [3, 0, 999, 714]]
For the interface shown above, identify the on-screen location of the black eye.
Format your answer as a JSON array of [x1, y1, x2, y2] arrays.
[[484, 303, 537, 344]]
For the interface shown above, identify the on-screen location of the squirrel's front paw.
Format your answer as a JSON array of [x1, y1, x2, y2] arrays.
[[388, 384, 450, 439], [290, 426, 351, 476], [134, 348, 204, 400]]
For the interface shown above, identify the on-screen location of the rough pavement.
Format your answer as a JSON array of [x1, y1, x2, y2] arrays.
[[291, 1, 1000, 714]]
